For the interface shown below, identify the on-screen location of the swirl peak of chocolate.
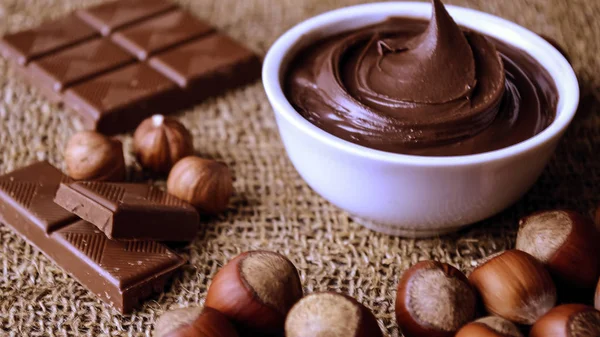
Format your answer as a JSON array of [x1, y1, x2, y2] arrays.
[[285, 0, 557, 156], [370, 0, 480, 104]]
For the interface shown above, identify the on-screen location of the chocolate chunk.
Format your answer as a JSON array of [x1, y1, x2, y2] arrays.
[[54, 181, 199, 242], [0, 163, 76, 233], [63, 63, 180, 134], [0, 15, 98, 65], [111, 9, 214, 60], [76, 0, 177, 36], [29, 39, 135, 92], [149, 34, 261, 92], [0, 162, 185, 313], [0, 1, 261, 135]]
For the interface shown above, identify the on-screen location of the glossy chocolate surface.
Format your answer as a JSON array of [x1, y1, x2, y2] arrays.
[[285, 0, 558, 156]]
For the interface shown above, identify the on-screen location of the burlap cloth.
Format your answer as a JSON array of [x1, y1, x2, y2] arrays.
[[0, 0, 598, 335]]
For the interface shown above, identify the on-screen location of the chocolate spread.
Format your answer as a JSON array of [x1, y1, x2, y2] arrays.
[[285, 0, 558, 156]]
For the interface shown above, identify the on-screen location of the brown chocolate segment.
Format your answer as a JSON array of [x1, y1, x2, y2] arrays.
[[0, 162, 185, 313], [76, 0, 177, 36], [0, 162, 76, 233], [0, 15, 98, 65], [54, 181, 199, 242], [111, 9, 214, 60], [11, 62, 64, 103], [63, 63, 179, 134], [52, 221, 182, 296], [149, 34, 261, 90], [29, 39, 136, 92], [0, 2, 261, 135]]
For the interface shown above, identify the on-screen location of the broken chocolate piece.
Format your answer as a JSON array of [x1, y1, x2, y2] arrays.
[[0, 162, 185, 313], [54, 181, 199, 242], [0, 0, 261, 135]]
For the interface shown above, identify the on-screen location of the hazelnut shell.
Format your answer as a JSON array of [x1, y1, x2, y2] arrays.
[[285, 292, 383, 337], [133, 115, 193, 173], [455, 316, 524, 337], [594, 280, 600, 310], [530, 304, 600, 337], [516, 210, 600, 294], [205, 250, 303, 334], [65, 131, 125, 181], [154, 306, 239, 337], [167, 156, 233, 214], [395, 260, 477, 337], [468, 250, 556, 325]]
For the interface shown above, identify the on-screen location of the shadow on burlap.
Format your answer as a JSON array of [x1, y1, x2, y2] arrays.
[[0, 0, 598, 335]]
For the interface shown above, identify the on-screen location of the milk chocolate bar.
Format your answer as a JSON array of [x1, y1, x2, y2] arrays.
[[0, 162, 186, 313], [54, 181, 199, 241], [0, 0, 261, 135]]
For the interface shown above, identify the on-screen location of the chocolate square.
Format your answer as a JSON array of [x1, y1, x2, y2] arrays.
[[149, 34, 261, 93], [52, 220, 183, 291], [111, 9, 214, 60], [64, 63, 179, 133], [0, 15, 98, 65], [0, 162, 76, 233], [54, 181, 199, 242], [76, 0, 177, 36], [0, 1, 261, 135], [0, 162, 185, 313], [29, 39, 135, 92]]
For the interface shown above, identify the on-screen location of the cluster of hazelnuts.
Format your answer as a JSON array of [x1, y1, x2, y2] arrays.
[[63, 114, 233, 214], [153, 250, 381, 337], [396, 209, 600, 337], [154, 209, 600, 337]]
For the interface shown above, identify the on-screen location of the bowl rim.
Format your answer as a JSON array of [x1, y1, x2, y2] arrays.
[[262, 1, 579, 167]]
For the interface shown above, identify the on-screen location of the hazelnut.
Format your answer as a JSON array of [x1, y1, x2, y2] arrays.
[[133, 115, 193, 173], [167, 156, 233, 214], [516, 210, 600, 295], [455, 316, 524, 337], [530, 304, 600, 337], [154, 306, 239, 337], [395, 260, 477, 337], [205, 250, 303, 334], [285, 292, 383, 337], [595, 279, 600, 311], [64, 131, 125, 181], [469, 250, 556, 325]]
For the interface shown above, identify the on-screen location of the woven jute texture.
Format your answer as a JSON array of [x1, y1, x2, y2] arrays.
[[0, 0, 598, 336]]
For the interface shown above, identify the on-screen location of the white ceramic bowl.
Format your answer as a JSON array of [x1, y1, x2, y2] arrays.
[[262, 2, 579, 237]]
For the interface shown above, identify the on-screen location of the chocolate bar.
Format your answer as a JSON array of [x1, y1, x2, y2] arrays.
[[29, 39, 136, 92], [54, 181, 199, 242], [0, 162, 186, 313], [0, 0, 261, 135]]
